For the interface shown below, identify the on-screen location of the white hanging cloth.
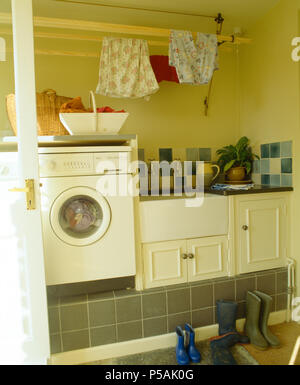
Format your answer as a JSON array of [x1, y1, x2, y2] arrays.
[[96, 37, 159, 98], [169, 30, 219, 85]]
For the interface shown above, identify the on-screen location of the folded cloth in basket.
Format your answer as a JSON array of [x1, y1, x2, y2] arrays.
[[97, 106, 125, 113], [59, 97, 89, 113]]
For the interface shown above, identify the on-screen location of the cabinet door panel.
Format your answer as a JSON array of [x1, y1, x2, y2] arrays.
[[143, 240, 187, 289], [238, 198, 286, 273], [187, 236, 228, 282]]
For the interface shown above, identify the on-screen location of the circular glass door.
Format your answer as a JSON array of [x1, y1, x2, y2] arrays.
[[50, 187, 111, 246]]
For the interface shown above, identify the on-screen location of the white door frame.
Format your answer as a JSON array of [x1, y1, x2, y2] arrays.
[[9, 0, 49, 364]]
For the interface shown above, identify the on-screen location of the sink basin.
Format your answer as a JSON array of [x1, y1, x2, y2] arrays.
[[139, 194, 228, 243]]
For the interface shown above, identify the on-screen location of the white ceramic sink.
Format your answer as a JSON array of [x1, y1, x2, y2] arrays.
[[139, 194, 228, 243]]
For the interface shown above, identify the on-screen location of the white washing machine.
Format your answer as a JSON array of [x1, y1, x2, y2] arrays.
[[39, 146, 136, 286]]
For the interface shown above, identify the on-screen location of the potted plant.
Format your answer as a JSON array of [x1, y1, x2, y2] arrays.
[[216, 136, 259, 182]]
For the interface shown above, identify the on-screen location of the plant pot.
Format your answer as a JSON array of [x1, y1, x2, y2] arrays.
[[226, 166, 246, 182]]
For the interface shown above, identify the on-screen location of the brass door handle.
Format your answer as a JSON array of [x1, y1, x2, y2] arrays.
[[242, 225, 249, 231], [8, 179, 36, 210], [187, 253, 195, 259], [181, 253, 188, 260]]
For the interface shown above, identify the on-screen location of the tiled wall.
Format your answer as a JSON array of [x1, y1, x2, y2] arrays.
[[48, 267, 288, 354], [138, 147, 215, 163], [252, 141, 293, 187]]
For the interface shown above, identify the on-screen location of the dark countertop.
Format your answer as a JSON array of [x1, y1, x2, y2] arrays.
[[206, 184, 293, 196]]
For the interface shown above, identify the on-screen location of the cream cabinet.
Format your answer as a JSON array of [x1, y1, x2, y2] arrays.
[[142, 236, 228, 289], [234, 193, 289, 274]]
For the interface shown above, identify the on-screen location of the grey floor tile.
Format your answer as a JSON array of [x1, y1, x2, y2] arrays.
[[191, 284, 213, 310], [90, 325, 117, 347], [62, 329, 90, 352], [142, 292, 167, 319], [88, 300, 116, 327], [167, 288, 190, 314], [116, 296, 142, 323], [60, 304, 88, 332], [143, 316, 168, 338], [117, 320, 143, 342]]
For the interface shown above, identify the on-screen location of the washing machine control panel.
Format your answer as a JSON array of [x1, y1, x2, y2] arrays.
[[39, 151, 131, 177]]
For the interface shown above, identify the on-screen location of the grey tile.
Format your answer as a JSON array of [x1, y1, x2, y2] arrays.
[[88, 300, 116, 327], [214, 280, 235, 303], [236, 301, 246, 319], [60, 294, 87, 305], [281, 158, 292, 173], [281, 174, 293, 187], [142, 292, 167, 319], [199, 148, 212, 161], [186, 148, 199, 161], [143, 316, 168, 338], [88, 291, 114, 301], [60, 304, 88, 332], [138, 148, 145, 161], [117, 320, 143, 342], [281, 141, 292, 158], [260, 159, 270, 174], [236, 277, 256, 302], [270, 174, 281, 186], [191, 307, 214, 328], [167, 288, 190, 314], [116, 296, 142, 323], [62, 329, 90, 352], [276, 271, 288, 294], [256, 273, 276, 295], [191, 284, 213, 310], [168, 312, 191, 333], [276, 293, 287, 311], [114, 288, 141, 298], [50, 334, 62, 354], [48, 307, 60, 334], [90, 325, 117, 347], [47, 294, 59, 307], [252, 159, 260, 174], [260, 144, 270, 159], [270, 142, 280, 158], [261, 174, 270, 185], [159, 148, 173, 162]]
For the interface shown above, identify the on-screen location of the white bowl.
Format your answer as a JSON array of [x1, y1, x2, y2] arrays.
[[59, 112, 129, 135]]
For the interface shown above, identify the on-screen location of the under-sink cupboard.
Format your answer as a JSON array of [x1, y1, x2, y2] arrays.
[[139, 192, 291, 290]]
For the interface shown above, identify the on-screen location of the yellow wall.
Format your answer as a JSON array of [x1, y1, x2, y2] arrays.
[[239, 0, 300, 293], [0, 25, 239, 158]]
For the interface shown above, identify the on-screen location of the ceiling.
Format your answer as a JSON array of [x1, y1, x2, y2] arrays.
[[1, 0, 280, 34]]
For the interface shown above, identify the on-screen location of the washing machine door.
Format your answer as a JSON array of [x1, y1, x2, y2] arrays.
[[50, 186, 111, 246]]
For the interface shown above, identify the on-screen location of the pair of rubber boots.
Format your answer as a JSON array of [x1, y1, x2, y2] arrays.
[[175, 324, 201, 365], [244, 290, 280, 350], [210, 299, 250, 365]]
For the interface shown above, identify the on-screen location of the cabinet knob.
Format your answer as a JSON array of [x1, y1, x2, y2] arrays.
[[242, 225, 249, 231], [181, 254, 188, 260], [188, 253, 194, 259]]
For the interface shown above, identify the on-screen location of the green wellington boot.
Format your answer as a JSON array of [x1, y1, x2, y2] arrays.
[[244, 291, 268, 350], [253, 290, 281, 348]]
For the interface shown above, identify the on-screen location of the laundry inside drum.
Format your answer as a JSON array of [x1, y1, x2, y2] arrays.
[[59, 195, 103, 239]]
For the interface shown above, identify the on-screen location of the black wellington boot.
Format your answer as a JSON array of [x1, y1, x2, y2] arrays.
[[216, 299, 249, 343]]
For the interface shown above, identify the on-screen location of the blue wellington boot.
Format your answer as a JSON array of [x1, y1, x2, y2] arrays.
[[185, 324, 201, 363], [210, 332, 240, 365], [216, 299, 249, 344], [175, 326, 190, 365]]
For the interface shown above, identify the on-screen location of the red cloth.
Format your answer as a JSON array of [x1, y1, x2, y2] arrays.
[[97, 106, 125, 113], [150, 55, 179, 84]]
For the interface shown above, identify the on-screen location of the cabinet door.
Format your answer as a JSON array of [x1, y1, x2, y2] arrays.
[[143, 240, 187, 289], [237, 197, 287, 274], [187, 236, 228, 282]]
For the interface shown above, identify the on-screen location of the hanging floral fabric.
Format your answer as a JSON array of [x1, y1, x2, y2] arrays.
[[96, 37, 159, 98], [169, 30, 219, 85]]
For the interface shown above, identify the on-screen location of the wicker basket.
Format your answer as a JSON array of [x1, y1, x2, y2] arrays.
[[6, 89, 72, 136]]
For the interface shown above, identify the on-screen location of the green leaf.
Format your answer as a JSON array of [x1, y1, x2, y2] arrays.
[[224, 159, 236, 172]]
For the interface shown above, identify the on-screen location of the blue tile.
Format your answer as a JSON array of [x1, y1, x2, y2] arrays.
[[270, 174, 281, 187], [252, 159, 260, 174], [261, 174, 270, 185], [260, 159, 270, 174], [159, 148, 172, 162], [270, 142, 280, 158], [281, 174, 293, 187], [260, 144, 270, 159], [199, 148, 211, 161], [280, 141, 292, 158], [138, 149, 145, 161], [281, 158, 292, 174], [186, 148, 199, 161]]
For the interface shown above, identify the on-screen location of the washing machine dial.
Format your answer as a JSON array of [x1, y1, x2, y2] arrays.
[[40, 159, 56, 172]]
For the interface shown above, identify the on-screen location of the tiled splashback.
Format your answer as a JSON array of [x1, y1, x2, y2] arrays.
[[138, 147, 214, 163], [252, 140, 293, 187]]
